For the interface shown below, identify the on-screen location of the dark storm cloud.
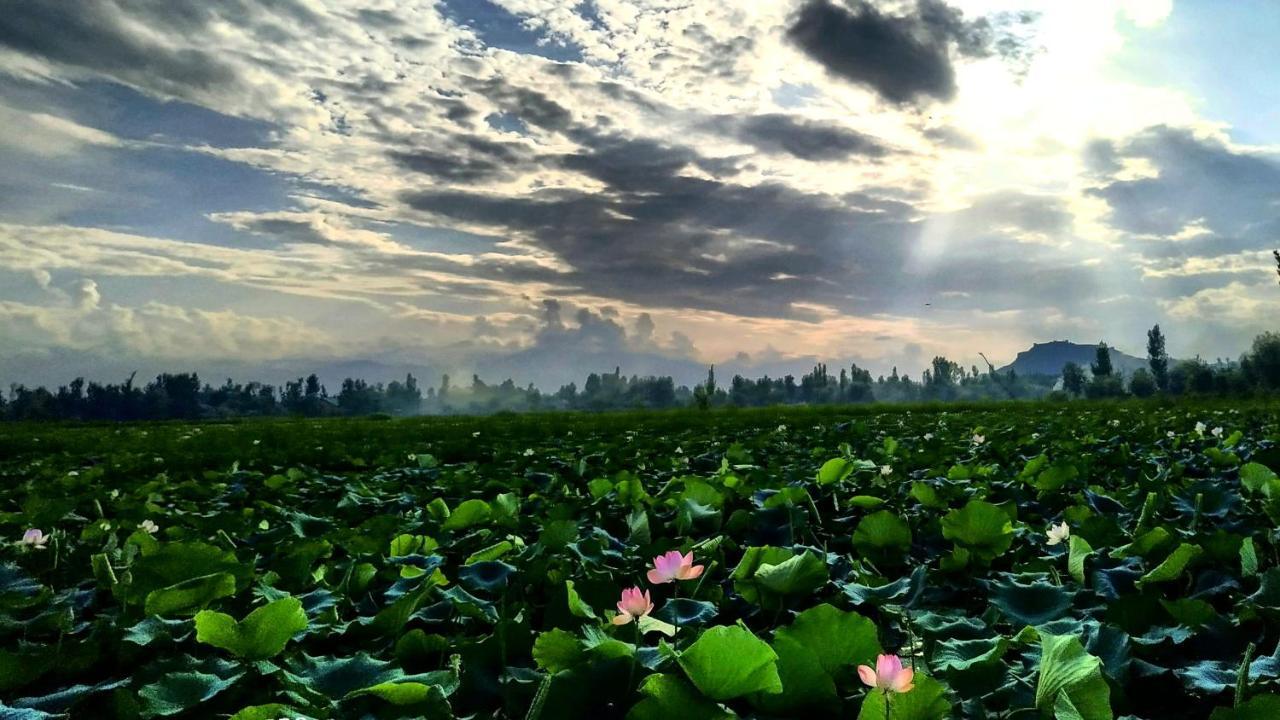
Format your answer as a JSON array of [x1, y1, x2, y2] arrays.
[[464, 78, 575, 132], [786, 0, 1034, 105], [389, 134, 533, 182], [399, 115, 1085, 318], [0, 0, 240, 98], [401, 130, 915, 317], [715, 113, 890, 161], [1089, 126, 1280, 241]]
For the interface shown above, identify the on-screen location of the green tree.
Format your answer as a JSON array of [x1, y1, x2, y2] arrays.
[[1091, 342, 1113, 377], [1146, 325, 1169, 392], [1061, 362, 1086, 397], [1244, 332, 1280, 391], [1129, 368, 1156, 398]]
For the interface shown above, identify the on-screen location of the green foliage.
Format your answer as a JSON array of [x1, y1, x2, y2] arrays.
[[194, 596, 308, 659], [678, 624, 782, 701], [941, 500, 1014, 564], [1035, 633, 1112, 720], [1, 399, 1277, 719]]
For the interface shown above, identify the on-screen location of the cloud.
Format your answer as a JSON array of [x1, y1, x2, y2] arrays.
[[0, 281, 334, 365], [1089, 126, 1280, 242], [716, 113, 890, 161], [786, 0, 1034, 105]]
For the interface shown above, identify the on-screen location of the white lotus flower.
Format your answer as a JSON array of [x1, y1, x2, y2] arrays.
[[138, 520, 159, 535], [972, 434, 985, 445], [1195, 421, 1206, 435], [880, 465, 893, 477], [19, 529, 48, 550], [1211, 426, 1224, 438], [1046, 522, 1070, 546]]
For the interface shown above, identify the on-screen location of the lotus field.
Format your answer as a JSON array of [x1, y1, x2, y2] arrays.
[[3, 401, 1280, 719]]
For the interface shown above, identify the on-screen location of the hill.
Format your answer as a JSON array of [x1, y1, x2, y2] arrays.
[[999, 340, 1149, 377]]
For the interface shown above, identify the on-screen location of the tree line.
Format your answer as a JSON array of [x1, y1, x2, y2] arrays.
[[3, 329, 1279, 421], [1056, 328, 1280, 400]]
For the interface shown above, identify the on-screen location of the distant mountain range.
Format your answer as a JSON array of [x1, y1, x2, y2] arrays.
[[998, 340, 1150, 377]]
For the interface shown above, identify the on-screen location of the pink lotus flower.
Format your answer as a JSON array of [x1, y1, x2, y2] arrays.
[[611, 586, 654, 625], [19, 529, 48, 550], [646, 550, 704, 584], [858, 654, 915, 694]]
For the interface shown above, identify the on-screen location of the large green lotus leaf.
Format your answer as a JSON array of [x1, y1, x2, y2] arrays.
[[0, 704, 57, 720], [842, 566, 927, 608], [1135, 543, 1203, 589], [458, 561, 516, 592], [123, 616, 192, 647], [817, 457, 856, 485], [0, 564, 47, 610], [532, 629, 585, 673], [1239, 463, 1278, 494], [853, 511, 913, 559], [1068, 536, 1094, 586], [678, 624, 782, 701], [1033, 463, 1080, 492], [941, 501, 1013, 561], [194, 596, 308, 659], [1247, 568, 1280, 609], [464, 542, 514, 566], [753, 551, 829, 597], [855, 674, 952, 720], [8, 678, 128, 714], [144, 572, 237, 617], [138, 671, 244, 717], [654, 599, 719, 627], [564, 580, 597, 620], [126, 541, 249, 606], [626, 674, 736, 720], [389, 534, 438, 557], [731, 546, 795, 604], [913, 611, 989, 639], [228, 705, 318, 720], [285, 653, 405, 699], [1110, 527, 1173, 559], [774, 603, 881, 675], [1175, 645, 1280, 695], [1241, 537, 1259, 577], [1210, 694, 1280, 719], [0, 649, 54, 693], [346, 680, 450, 708], [932, 637, 1010, 673], [441, 499, 492, 531], [989, 575, 1075, 626], [437, 585, 499, 623], [751, 634, 837, 714], [1034, 633, 1112, 720]]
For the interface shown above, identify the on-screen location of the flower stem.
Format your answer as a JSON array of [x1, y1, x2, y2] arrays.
[[627, 623, 641, 698]]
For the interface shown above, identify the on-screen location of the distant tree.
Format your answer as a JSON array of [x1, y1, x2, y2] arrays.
[[1244, 332, 1280, 391], [1062, 362, 1086, 397], [1171, 358, 1215, 395], [1128, 368, 1156, 398], [1091, 343, 1113, 377], [1146, 325, 1169, 391]]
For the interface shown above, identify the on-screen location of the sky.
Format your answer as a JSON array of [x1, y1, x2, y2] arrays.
[[1, 0, 1278, 389]]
